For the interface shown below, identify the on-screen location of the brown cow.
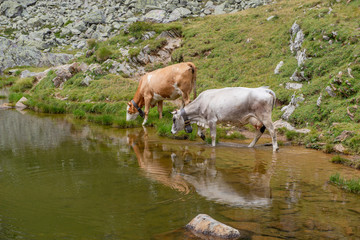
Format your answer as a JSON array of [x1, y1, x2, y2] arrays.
[[126, 62, 197, 125]]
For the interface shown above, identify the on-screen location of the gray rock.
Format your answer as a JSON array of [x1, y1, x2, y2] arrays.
[[1, 0, 23, 18], [274, 60, 284, 74], [142, 31, 156, 40], [186, 214, 240, 239], [20, 69, 37, 78], [16, 0, 37, 7], [84, 10, 105, 24], [281, 94, 304, 120], [316, 93, 322, 107], [274, 119, 310, 134], [73, 20, 87, 32], [296, 49, 307, 66], [333, 144, 345, 153], [168, 7, 191, 22], [15, 96, 28, 109], [290, 69, 307, 82], [267, 15, 275, 21], [27, 16, 43, 28], [290, 27, 304, 54], [143, 9, 166, 23], [286, 82, 303, 90], [290, 21, 300, 38], [326, 86, 336, 97], [214, 2, 226, 15], [80, 75, 93, 86]]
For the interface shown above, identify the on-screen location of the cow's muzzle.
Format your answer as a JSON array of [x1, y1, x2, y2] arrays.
[[184, 125, 193, 133]]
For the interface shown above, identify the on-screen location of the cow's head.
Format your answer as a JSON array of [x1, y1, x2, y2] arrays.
[[126, 101, 139, 121], [171, 109, 193, 134]]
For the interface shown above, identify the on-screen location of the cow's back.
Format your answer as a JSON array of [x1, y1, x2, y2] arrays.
[[193, 87, 274, 121], [142, 62, 194, 97]]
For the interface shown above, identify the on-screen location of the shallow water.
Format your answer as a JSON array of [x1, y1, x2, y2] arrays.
[[0, 109, 359, 239]]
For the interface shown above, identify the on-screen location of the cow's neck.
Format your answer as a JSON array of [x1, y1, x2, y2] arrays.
[[183, 103, 201, 122], [133, 89, 145, 108]]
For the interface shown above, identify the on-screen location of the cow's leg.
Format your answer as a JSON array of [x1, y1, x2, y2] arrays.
[[157, 101, 163, 119], [142, 98, 151, 126], [182, 92, 190, 107], [248, 125, 266, 148], [197, 127, 205, 141], [262, 120, 279, 152], [209, 121, 217, 147]]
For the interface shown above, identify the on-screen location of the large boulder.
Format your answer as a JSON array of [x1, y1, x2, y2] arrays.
[[0, 1, 23, 18], [142, 10, 166, 23], [167, 7, 191, 22], [84, 10, 105, 24]]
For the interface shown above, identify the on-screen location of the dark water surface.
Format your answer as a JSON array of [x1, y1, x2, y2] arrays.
[[0, 109, 359, 240]]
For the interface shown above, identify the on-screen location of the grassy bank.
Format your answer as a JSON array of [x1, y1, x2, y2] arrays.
[[2, 0, 360, 152], [330, 173, 360, 194]]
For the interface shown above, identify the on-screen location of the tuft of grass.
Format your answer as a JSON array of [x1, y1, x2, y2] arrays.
[[73, 109, 86, 119], [87, 39, 98, 49], [330, 173, 360, 194], [8, 93, 23, 103], [10, 77, 35, 92], [96, 47, 113, 63]]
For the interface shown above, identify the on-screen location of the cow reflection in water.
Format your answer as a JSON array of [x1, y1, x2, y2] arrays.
[[128, 128, 276, 207]]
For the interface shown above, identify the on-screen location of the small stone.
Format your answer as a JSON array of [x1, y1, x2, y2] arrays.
[[80, 75, 93, 86], [316, 93, 322, 107], [274, 61, 284, 74], [326, 86, 336, 97], [286, 82, 303, 90], [333, 144, 346, 153], [186, 214, 241, 239]]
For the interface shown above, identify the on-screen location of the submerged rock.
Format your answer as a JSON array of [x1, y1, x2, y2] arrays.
[[186, 214, 240, 239]]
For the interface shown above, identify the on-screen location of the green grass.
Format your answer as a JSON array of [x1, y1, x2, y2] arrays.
[[330, 173, 360, 194], [330, 155, 360, 169], [10, 77, 34, 92]]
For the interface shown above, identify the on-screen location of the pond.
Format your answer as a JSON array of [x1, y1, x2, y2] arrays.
[[0, 107, 359, 239]]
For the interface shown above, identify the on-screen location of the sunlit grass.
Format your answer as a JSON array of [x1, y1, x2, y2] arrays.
[[330, 173, 360, 194]]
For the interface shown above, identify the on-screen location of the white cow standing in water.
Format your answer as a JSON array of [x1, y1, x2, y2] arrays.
[[171, 87, 279, 152]]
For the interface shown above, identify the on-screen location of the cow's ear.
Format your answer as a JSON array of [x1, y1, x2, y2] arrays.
[[171, 110, 177, 115], [127, 102, 131, 106]]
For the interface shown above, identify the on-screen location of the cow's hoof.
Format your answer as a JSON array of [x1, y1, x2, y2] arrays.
[[200, 133, 205, 141]]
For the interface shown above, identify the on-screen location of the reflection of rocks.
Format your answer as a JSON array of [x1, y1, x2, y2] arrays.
[[0, 110, 71, 150]]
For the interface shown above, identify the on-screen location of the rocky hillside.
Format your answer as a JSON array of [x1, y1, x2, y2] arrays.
[[1, 0, 360, 154]]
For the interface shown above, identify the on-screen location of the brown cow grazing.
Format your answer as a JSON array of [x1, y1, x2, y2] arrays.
[[126, 62, 197, 125]]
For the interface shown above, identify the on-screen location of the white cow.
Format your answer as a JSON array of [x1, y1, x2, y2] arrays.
[[171, 87, 279, 152]]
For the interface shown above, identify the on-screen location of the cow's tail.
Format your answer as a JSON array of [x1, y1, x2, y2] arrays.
[[187, 62, 197, 99], [266, 89, 276, 110]]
